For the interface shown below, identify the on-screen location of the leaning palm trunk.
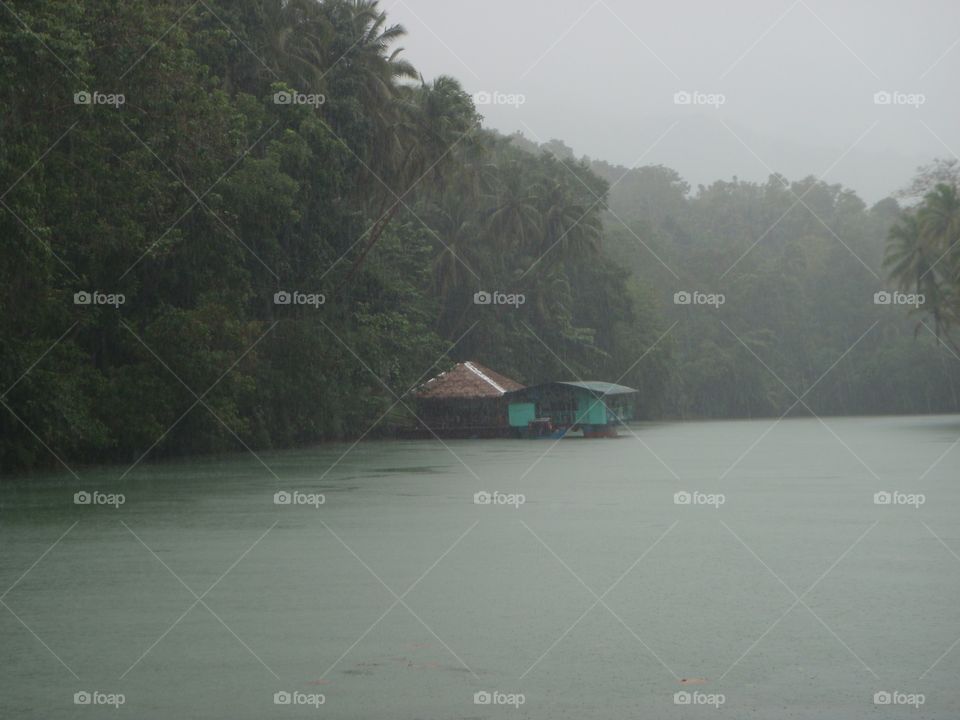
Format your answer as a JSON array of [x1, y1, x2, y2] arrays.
[[336, 200, 404, 290]]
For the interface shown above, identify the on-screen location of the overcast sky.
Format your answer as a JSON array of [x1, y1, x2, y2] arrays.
[[388, 0, 960, 203]]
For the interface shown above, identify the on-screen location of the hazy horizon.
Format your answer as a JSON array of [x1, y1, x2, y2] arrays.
[[391, 0, 960, 202]]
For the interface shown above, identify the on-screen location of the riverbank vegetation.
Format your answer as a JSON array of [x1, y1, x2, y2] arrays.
[[1, 0, 957, 472]]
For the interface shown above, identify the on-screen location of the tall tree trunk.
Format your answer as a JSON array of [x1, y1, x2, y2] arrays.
[[336, 200, 403, 291]]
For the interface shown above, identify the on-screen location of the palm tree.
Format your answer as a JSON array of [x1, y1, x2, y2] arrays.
[[393, 76, 478, 191], [919, 184, 960, 349], [426, 195, 485, 335], [918, 183, 960, 283], [330, 0, 418, 103], [483, 161, 542, 261], [258, 0, 333, 92], [337, 75, 477, 288], [886, 185, 960, 354], [447, 133, 499, 201], [885, 213, 930, 293], [536, 177, 602, 261]]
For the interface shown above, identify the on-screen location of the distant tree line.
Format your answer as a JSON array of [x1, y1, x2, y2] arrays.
[[573, 146, 960, 418]]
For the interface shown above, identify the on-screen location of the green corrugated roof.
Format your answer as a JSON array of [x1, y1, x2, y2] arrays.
[[557, 381, 637, 395]]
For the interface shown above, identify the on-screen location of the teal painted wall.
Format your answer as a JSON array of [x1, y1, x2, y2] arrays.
[[576, 391, 609, 425], [508, 402, 537, 427]]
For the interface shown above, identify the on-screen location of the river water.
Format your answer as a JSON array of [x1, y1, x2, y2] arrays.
[[1, 415, 958, 718]]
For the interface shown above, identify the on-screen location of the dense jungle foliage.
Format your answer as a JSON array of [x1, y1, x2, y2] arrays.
[[1, 1, 957, 472]]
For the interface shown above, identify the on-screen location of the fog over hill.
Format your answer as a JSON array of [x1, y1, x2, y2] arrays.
[[391, 0, 960, 203], [510, 115, 928, 203]]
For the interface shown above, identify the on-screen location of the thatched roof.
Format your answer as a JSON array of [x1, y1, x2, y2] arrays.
[[416, 361, 524, 399]]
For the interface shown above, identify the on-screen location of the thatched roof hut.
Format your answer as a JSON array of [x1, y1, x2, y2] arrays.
[[415, 361, 524, 400], [412, 362, 524, 437]]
